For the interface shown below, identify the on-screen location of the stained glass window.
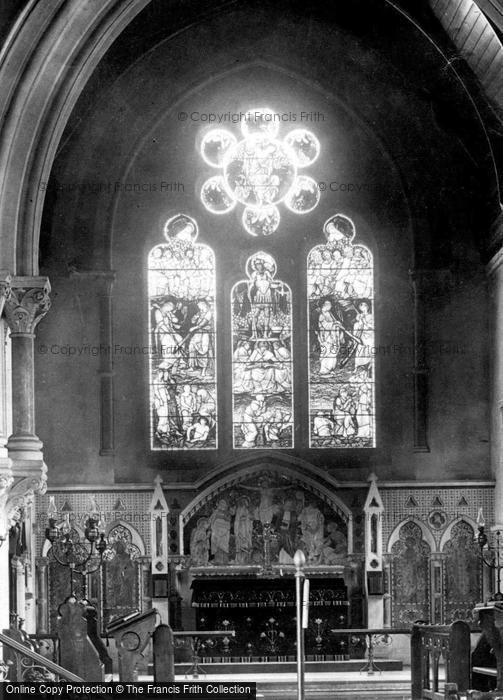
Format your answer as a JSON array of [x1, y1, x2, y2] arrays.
[[308, 214, 375, 447], [148, 214, 217, 449], [231, 252, 293, 448], [199, 108, 320, 236]]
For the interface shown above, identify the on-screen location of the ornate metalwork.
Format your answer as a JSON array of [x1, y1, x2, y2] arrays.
[[476, 510, 503, 600], [259, 617, 286, 654], [0, 630, 82, 682]]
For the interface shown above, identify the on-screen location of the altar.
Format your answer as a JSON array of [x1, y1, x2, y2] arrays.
[[189, 573, 359, 662], [174, 469, 364, 663]]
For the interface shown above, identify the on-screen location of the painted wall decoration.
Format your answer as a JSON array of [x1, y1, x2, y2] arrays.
[[307, 214, 375, 447], [102, 524, 141, 627], [149, 213, 217, 449], [391, 521, 431, 625], [443, 521, 481, 623], [231, 252, 293, 449], [184, 472, 347, 567]]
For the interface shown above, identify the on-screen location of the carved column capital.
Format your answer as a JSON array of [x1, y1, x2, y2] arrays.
[[4, 276, 51, 336], [0, 271, 12, 318], [2, 473, 46, 538], [11, 555, 26, 573], [0, 468, 15, 542], [0, 473, 14, 499], [10, 472, 47, 500]]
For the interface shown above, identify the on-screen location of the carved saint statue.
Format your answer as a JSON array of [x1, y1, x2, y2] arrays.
[[190, 517, 210, 566], [233, 496, 254, 564], [209, 499, 231, 565], [298, 502, 325, 563]]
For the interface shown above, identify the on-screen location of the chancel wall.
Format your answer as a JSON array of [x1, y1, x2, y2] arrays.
[[31, 475, 492, 664], [0, 0, 502, 685]]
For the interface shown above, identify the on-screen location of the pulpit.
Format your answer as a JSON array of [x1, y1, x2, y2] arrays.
[[106, 608, 157, 682]]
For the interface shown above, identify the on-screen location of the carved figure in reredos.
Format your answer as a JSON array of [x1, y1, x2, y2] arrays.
[[187, 472, 348, 567], [298, 501, 325, 563], [322, 521, 347, 565], [189, 517, 210, 566], [209, 499, 232, 565], [233, 495, 254, 564]]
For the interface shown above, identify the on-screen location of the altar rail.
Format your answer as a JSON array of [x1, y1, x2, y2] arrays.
[[0, 631, 83, 682], [410, 621, 471, 700]]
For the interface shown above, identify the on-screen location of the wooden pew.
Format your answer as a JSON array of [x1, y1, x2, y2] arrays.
[[411, 621, 471, 700]]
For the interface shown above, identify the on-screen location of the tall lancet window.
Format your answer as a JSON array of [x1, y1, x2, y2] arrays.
[[148, 214, 217, 450], [231, 252, 293, 449], [308, 214, 375, 448]]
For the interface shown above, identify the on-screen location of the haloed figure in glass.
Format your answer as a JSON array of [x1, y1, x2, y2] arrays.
[[308, 214, 375, 448], [148, 214, 217, 449], [232, 252, 293, 449]]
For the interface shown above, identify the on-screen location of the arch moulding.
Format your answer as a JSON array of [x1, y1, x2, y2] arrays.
[[179, 458, 354, 554], [0, 0, 151, 274], [0, 0, 499, 275]]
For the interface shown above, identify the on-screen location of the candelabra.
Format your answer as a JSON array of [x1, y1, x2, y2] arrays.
[[476, 508, 503, 601], [44, 497, 108, 597]]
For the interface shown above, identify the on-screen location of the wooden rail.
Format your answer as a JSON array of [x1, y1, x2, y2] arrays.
[[0, 631, 84, 682], [330, 627, 411, 674]]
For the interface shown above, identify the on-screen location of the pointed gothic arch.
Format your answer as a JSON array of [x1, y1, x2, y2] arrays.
[[180, 459, 353, 555], [387, 516, 437, 553]]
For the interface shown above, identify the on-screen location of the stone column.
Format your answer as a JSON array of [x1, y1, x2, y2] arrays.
[[12, 555, 26, 623], [0, 271, 11, 319], [23, 499, 36, 633], [0, 274, 14, 551], [0, 282, 14, 630], [3, 277, 51, 461], [382, 556, 392, 627], [430, 553, 445, 624], [36, 557, 49, 634], [138, 556, 152, 610], [0, 526, 10, 633], [0, 272, 12, 478]]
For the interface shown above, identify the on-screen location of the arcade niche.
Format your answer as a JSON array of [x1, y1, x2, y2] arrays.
[[179, 471, 364, 661]]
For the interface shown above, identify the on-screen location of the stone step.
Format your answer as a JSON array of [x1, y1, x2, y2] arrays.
[[256, 677, 411, 700], [152, 659, 403, 675]]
